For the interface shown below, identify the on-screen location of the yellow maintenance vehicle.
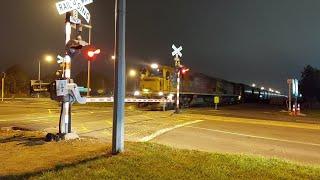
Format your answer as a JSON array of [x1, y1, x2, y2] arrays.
[[137, 64, 175, 98], [134, 63, 285, 109]]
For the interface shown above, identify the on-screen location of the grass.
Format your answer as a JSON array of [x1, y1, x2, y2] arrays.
[[0, 130, 107, 178], [303, 108, 320, 119], [34, 143, 320, 180], [1, 130, 319, 180]]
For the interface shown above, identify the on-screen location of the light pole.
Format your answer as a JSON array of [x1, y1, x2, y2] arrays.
[[87, 22, 92, 97], [1, 72, 5, 102], [38, 55, 53, 97], [127, 69, 137, 91], [38, 55, 54, 81]]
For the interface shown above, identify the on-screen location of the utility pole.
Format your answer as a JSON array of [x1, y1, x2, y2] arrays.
[[112, 0, 126, 154], [1, 72, 5, 102]]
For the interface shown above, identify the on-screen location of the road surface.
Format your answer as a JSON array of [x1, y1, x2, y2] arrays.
[[0, 99, 320, 165], [153, 113, 320, 165], [0, 99, 191, 141]]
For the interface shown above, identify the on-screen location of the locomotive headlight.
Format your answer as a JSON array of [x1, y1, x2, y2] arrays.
[[167, 93, 174, 100], [142, 89, 149, 93], [158, 92, 164, 96], [134, 91, 140, 96], [150, 63, 159, 69]]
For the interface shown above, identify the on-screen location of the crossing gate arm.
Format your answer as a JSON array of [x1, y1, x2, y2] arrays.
[[86, 97, 174, 103]]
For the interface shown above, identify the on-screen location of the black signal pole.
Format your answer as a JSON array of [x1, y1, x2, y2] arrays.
[[112, 0, 126, 154]]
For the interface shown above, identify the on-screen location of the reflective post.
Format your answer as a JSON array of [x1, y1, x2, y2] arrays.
[[112, 0, 126, 154]]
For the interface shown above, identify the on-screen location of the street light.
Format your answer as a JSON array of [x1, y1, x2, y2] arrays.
[[127, 69, 137, 91], [261, 87, 265, 90], [45, 55, 54, 63], [111, 55, 116, 60], [128, 69, 137, 77], [252, 83, 256, 87]]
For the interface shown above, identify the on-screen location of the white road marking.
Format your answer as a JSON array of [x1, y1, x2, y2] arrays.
[[186, 126, 320, 147], [191, 115, 320, 130], [139, 120, 203, 142]]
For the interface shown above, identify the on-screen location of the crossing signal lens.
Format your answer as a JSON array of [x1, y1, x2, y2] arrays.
[[87, 51, 94, 58], [181, 68, 189, 74], [85, 48, 101, 60]]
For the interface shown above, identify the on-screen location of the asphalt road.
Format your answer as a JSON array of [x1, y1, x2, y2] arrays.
[[0, 99, 191, 141], [153, 114, 320, 165], [1, 99, 320, 165]]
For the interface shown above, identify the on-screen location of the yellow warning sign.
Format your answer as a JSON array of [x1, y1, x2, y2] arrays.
[[214, 96, 219, 104]]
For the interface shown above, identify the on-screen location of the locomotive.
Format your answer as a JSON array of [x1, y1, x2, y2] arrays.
[[134, 64, 286, 107]]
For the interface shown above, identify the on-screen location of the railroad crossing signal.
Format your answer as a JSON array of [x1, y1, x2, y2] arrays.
[[56, 0, 93, 23], [172, 44, 183, 58], [172, 44, 183, 114]]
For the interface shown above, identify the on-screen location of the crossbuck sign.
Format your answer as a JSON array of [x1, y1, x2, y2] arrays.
[[56, 0, 93, 23], [172, 44, 183, 58]]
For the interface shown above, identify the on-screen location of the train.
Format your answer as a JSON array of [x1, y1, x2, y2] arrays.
[[133, 64, 286, 108]]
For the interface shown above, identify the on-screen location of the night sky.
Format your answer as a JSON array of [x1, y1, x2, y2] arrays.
[[1, 0, 320, 93]]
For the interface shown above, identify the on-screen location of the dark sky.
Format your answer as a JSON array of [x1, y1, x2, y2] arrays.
[[1, 0, 320, 92]]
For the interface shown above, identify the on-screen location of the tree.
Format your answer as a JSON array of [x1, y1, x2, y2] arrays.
[[5, 65, 31, 97], [74, 71, 111, 96], [300, 65, 320, 103]]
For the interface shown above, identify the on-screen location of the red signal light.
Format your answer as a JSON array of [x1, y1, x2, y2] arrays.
[[181, 68, 189, 74], [87, 51, 95, 58], [85, 48, 101, 61]]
